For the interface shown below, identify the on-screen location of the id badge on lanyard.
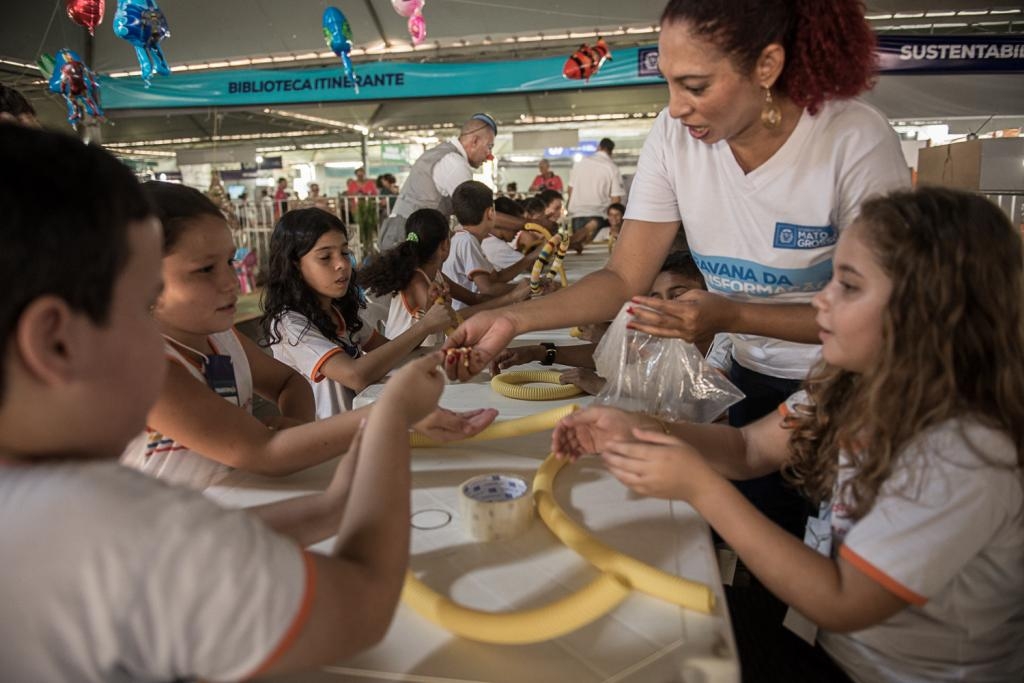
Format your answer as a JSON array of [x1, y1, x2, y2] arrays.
[[205, 354, 240, 407]]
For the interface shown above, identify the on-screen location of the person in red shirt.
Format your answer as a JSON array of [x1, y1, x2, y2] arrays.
[[346, 167, 378, 196], [528, 159, 563, 193]]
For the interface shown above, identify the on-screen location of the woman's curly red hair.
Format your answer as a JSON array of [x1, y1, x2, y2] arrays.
[[660, 0, 877, 114]]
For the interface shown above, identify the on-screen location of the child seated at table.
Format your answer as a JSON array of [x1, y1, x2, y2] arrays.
[[442, 181, 527, 311], [0, 126, 448, 681], [493, 251, 717, 395], [359, 208, 530, 342], [554, 187, 1024, 682], [261, 207, 455, 413], [481, 197, 541, 271], [120, 183, 493, 489]]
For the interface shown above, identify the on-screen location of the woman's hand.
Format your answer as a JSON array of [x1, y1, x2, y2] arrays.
[[412, 407, 499, 442], [601, 428, 719, 501], [442, 311, 518, 381], [628, 290, 737, 342], [551, 405, 661, 461], [558, 367, 605, 396]]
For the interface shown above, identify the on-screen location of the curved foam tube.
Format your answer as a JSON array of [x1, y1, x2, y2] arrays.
[[522, 222, 553, 241], [402, 570, 630, 645], [409, 403, 578, 448], [490, 370, 583, 401], [533, 454, 716, 614], [529, 234, 561, 297]]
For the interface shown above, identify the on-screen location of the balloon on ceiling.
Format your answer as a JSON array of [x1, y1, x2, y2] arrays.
[[45, 48, 104, 126], [113, 0, 171, 86], [323, 6, 360, 93], [563, 37, 612, 82], [65, 0, 105, 35], [391, 0, 427, 45]]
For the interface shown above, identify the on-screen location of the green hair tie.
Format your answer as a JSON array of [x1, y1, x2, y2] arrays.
[[406, 232, 419, 243]]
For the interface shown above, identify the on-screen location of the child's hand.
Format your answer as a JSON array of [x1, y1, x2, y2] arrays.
[[551, 406, 662, 461], [510, 279, 532, 302], [601, 428, 717, 501], [490, 345, 543, 373], [427, 280, 450, 305], [418, 301, 457, 333], [412, 406, 499, 442], [558, 368, 605, 396], [379, 352, 445, 423]]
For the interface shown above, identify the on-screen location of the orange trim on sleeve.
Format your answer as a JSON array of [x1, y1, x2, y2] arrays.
[[839, 544, 927, 606], [467, 268, 492, 280], [245, 550, 318, 679], [777, 402, 790, 418], [310, 347, 343, 382], [400, 288, 421, 317]]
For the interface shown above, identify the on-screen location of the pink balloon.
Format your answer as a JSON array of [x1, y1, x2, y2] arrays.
[[391, 0, 423, 19], [66, 0, 105, 35], [408, 13, 427, 45]]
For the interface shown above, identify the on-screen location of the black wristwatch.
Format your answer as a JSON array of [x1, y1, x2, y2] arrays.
[[540, 342, 557, 366]]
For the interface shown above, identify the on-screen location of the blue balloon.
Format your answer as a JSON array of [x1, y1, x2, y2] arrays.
[[113, 0, 171, 86], [48, 48, 104, 126], [322, 6, 359, 93]]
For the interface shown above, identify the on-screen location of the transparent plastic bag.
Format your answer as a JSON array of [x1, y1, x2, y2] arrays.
[[592, 303, 744, 423]]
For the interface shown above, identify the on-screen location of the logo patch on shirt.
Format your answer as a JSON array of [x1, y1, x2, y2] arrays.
[[773, 223, 837, 250]]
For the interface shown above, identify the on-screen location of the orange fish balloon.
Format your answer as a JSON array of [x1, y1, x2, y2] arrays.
[[562, 37, 612, 81]]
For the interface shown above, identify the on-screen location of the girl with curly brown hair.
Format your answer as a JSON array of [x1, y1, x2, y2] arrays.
[[554, 187, 1024, 682]]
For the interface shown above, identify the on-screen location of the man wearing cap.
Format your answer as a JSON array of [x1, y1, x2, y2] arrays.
[[378, 113, 498, 250]]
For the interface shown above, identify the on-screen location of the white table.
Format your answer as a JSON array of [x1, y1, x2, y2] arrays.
[[207, 243, 740, 682]]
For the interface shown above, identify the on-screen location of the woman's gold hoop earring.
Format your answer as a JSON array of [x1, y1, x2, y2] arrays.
[[761, 87, 782, 129]]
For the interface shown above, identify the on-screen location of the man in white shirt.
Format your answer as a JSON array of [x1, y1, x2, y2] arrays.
[[567, 137, 625, 249]]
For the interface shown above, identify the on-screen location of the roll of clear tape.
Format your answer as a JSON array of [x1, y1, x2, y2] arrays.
[[459, 474, 534, 541]]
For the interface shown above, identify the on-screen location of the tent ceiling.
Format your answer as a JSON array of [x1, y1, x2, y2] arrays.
[[2, 1, 1021, 146]]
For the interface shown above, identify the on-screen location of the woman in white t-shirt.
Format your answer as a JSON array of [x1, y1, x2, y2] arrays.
[[445, 0, 910, 538], [554, 188, 1024, 683]]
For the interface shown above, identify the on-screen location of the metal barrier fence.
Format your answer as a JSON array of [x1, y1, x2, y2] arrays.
[[229, 194, 397, 274]]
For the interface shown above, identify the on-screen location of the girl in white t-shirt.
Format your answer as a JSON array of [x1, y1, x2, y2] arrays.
[[555, 187, 1024, 682], [261, 207, 458, 417], [358, 208, 529, 341], [122, 184, 496, 489]]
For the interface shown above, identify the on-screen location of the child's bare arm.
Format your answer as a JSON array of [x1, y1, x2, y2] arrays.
[[255, 353, 445, 673], [602, 430, 908, 632], [237, 331, 315, 424], [470, 271, 516, 297], [318, 303, 454, 393], [147, 361, 369, 476]]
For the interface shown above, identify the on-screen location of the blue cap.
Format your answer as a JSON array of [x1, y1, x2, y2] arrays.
[[470, 112, 497, 135]]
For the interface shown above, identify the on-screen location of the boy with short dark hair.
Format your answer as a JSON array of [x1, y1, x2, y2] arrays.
[[0, 125, 445, 682], [443, 180, 523, 309]]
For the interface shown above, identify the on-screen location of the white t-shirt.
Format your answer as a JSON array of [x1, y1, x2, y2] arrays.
[[0, 459, 313, 683], [481, 234, 523, 269], [568, 150, 625, 218], [625, 100, 910, 379], [780, 393, 1024, 682], [270, 308, 379, 419], [431, 137, 474, 198], [441, 230, 494, 311], [120, 330, 252, 490], [384, 269, 445, 346]]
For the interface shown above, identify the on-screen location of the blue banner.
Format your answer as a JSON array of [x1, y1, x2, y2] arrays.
[[100, 35, 1024, 110], [876, 35, 1024, 74], [100, 45, 664, 110]]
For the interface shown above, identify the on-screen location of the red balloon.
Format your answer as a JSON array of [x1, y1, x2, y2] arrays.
[[66, 0, 105, 35]]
